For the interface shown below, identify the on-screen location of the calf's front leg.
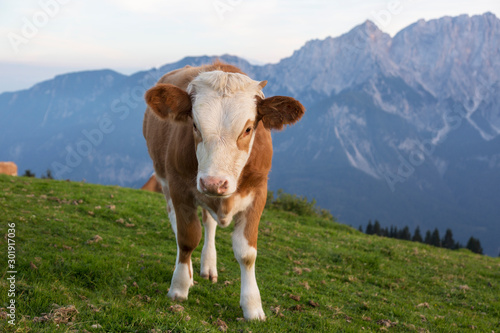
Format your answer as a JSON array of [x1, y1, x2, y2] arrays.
[[200, 210, 218, 282], [232, 211, 265, 321], [167, 201, 201, 301]]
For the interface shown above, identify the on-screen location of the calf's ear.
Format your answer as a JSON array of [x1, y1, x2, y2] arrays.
[[145, 83, 192, 122], [256, 96, 305, 130]]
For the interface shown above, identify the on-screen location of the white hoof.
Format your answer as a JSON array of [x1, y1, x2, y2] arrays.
[[242, 306, 266, 321], [200, 244, 217, 283], [168, 262, 191, 301], [200, 266, 218, 283], [167, 288, 188, 301]]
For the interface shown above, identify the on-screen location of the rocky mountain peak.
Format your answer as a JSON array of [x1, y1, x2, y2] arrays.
[[265, 20, 394, 99], [347, 19, 388, 40]]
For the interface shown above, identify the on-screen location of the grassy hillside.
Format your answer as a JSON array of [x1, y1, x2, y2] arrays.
[[0, 175, 499, 332]]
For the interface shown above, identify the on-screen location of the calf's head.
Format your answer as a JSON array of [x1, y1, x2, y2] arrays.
[[145, 71, 304, 197]]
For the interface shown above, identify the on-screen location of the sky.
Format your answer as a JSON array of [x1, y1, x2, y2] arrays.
[[0, 0, 499, 93]]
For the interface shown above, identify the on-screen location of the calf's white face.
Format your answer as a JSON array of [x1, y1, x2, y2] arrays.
[[187, 72, 265, 197], [145, 69, 305, 198]]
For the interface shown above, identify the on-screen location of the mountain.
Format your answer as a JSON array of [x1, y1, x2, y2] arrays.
[[265, 13, 500, 257], [0, 13, 499, 255]]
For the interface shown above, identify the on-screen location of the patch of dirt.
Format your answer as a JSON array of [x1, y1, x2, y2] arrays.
[[32, 305, 78, 324], [169, 304, 184, 313], [417, 302, 430, 308], [215, 318, 227, 332], [299, 281, 310, 290], [308, 300, 319, 308], [86, 235, 103, 244], [377, 319, 398, 327]]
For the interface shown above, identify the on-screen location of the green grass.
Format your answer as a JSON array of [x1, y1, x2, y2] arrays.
[[0, 174, 499, 332]]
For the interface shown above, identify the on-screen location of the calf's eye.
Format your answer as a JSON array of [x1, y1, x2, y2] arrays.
[[245, 127, 251, 134]]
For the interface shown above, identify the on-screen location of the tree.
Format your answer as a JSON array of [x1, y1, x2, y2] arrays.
[[412, 226, 423, 243], [41, 169, 54, 179], [389, 226, 398, 239], [399, 226, 412, 240], [424, 230, 432, 245], [23, 169, 35, 177], [430, 228, 441, 247], [358, 225, 363, 233], [366, 220, 374, 235], [442, 229, 455, 249], [373, 220, 381, 236], [466, 237, 483, 255]]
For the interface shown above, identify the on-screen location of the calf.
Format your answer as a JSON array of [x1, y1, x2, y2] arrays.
[[142, 62, 304, 320], [141, 173, 162, 193], [0, 162, 18, 176]]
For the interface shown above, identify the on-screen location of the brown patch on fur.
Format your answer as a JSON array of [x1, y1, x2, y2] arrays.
[[220, 196, 235, 217], [242, 252, 257, 269], [256, 96, 305, 130], [171, 193, 201, 264], [237, 122, 273, 198], [237, 122, 273, 248], [153, 60, 245, 93], [145, 84, 192, 122], [243, 187, 267, 248], [205, 60, 246, 75], [236, 119, 255, 152]]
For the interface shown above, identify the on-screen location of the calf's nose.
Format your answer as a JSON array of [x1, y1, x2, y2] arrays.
[[200, 176, 230, 196]]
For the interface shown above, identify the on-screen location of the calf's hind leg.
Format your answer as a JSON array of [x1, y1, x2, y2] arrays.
[[159, 179, 185, 277]]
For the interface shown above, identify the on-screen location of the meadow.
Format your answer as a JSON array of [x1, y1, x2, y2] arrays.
[[0, 174, 499, 332]]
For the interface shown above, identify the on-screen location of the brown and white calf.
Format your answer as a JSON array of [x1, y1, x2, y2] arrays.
[[142, 62, 304, 320], [0, 162, 18, 176]]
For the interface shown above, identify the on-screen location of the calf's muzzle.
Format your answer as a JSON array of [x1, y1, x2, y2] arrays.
[[199, 176, 230, 196]]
